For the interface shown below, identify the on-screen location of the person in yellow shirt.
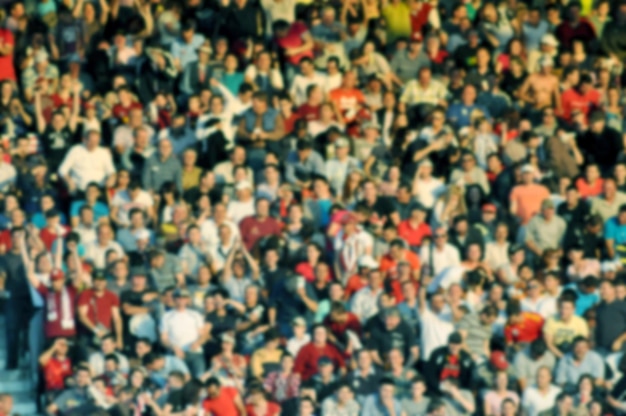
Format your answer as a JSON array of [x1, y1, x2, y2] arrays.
[[382, 0, 411, 45], [543, 295, 589, 358], [250, 330, 284, 379]]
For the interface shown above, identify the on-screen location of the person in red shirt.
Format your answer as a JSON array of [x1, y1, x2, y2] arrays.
[[39, 209, 70, 251], [273, 20, 314, 68], [504, 300, 544, 345], [202, 377, 247, 416], [323, 302, 362, 352], [245, 384, 281, 416], [344, 255, 378, 300], [294, 325, 345, 380], [76, 271, 123, 349], [111, 86, 142, 124], [397, 204, 432, 249], [0, 27, 16, 82], [379, 238, 421, 281], [39, 338, 73, 392], [239, 198, 282, 251], [297, 85, 323, 122], [560, 73, 600, 123]]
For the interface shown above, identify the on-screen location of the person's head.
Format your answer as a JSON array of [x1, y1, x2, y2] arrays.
[[479, 304, 498, 326], [558, 295, 576, 321], [312, 324, 327, 345], [590, 110, 606, 133], [75, 365, 92, 388], [384, 307, 401, 331], [173, 288, 190, 309], [540, 198, 555, 219], [299, 397, 316, 416], [447, 332, 463, 355], [572, 336, 590, 359], [368, 269, 383, 289], [417, 66, 432, 84], [205, 377, 221, 398], [378, 378, 396, 401], [536, 365, 552, 389]]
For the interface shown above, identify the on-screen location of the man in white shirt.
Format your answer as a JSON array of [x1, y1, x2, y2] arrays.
[[289, 57, 327, 106], [84, 223, 125, 269], [88, 334, 130, 376], [199, 202, 239, 250], [419, 227, 461, 277], [58, 129, 116, 193], [110, 181, 155, 227], [227, 180, 255, 224], [351, 270, 384, 323], [419, 277, 454, 360], [160, 288, 208, 377], [521, 366, 562, 416]]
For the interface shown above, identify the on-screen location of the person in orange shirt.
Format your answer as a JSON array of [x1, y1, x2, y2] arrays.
[[509, 164, 551, 225], [328, 70, 366, 125], [379, 238, 421, 280], [503, 300, 544, 346], [397, 204, 432, 249], [245, 384, 281, 416], [202, 377, 247, 416], [575, 163, 604, 198]]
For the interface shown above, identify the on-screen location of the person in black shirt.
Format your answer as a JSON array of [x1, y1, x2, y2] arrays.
[[120, 270, 158, 351], [557, 185, 590, 230], [367, 306, 418, 369], [596, 279, 626, 353], [361, 179, 399, 225], [34, 87, 79, 174], [183, 170, 223, 208]]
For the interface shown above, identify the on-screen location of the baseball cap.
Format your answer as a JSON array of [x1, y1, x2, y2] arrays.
[[410, 32, 423, 43], [318, 356, 333, 366], [173, 288, 191, 298], [357, 255, 379, 269], [541, 199, 555, 210], [508, 243, 524, 256], [541, 34, 559, 47], [601, 261, 619, 273], [292, 316, 307, 327], [362, 122, 380, 131], [235, 180, 252, 191], [520, 164, 535, 174], [222, 333, 236, 344], [297, 139, 313, 151], [489, 351, 509, 370], [92, 269, 107, 280], [384, 306, 401, 318], [482, 203, 497, 213], [133, 229, 151, 241], [448, 332, 463, 345], [335, 137, 350, 148], [589, 110, 606, 123], [50, 269, 65, 281]]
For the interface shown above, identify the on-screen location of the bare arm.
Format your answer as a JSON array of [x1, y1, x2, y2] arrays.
[[112, 306, 123, 349], [34, 90, 46, 134]]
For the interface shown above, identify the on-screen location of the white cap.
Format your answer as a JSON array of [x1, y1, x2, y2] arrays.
[[235, 180, 252, 191], [541, 34, 559, 47], [133, 229, 151, 241], [520, 164, 535, 174], [601, 260, 619, 273], [357, 255, 379, 269], [34, 50, 49, 64]]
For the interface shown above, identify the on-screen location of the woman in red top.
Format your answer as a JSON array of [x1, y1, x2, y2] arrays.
[[295, 243, 324, 282], [425, 35, 449, 76], [245, 385, 281, 416], [576, 163, 604, 198]]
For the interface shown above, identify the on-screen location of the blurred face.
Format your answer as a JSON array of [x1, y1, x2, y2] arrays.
[[313, 327, 327, 344], [159, 139, 173, 157], [76, 370, 91, 387], [559, 301, 575, 321], [537, 367, 551, 387], [380, 384, 394, 401]]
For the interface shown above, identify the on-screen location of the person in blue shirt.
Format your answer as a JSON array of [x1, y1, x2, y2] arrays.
[[69, 182, 110, 227], [170, 19, 205, 71], [564, 277, 599, 317], [604, 204, 626, 263], [31, 193, 68, 229], [446, 84, 491, 129]]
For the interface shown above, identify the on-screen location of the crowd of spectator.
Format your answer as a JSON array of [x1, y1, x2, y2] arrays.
[[4, 0, 626, 415]]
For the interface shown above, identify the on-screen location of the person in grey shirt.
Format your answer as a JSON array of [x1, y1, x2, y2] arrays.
[[142, 137, 183, 194], [390, 33, 431, 84], [513, 338, 556, 391], [148, 249, 185, 291], [525, 199, 566, 257], [401, 376, 431, 416]]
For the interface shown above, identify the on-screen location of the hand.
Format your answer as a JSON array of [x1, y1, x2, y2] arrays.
[[612, 338, 623, 352], [210, 78, 220, 87], [173, 346, 185, 359], [116, 339, 123, 351]]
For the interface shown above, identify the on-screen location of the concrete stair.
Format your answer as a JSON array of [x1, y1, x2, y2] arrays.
[[0, 316, 39, 415]]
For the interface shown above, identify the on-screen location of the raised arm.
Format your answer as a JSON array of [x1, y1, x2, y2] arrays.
[[34, 90, 46, 134]]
